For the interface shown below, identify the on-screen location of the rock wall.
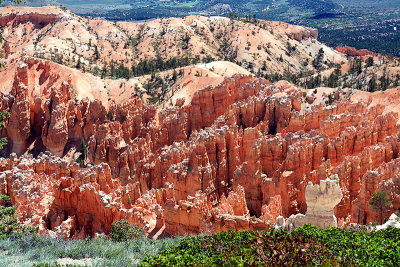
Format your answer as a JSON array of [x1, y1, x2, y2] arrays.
[[336, 46, 377, 57], [1, 60, 400, 237], [0, 12, 62, 28]]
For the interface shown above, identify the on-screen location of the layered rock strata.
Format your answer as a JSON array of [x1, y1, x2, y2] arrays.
[[1, 62, 400, 237]]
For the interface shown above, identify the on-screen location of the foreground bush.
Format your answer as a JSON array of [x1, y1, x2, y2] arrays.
[[110, 219, 143, 242], [140, 224, 400, 266], [2, 221, 400, 266]]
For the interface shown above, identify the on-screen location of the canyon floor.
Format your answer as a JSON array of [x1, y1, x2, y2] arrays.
[[0, 6, 400, 247]]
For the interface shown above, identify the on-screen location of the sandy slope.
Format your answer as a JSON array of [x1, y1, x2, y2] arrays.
[[352, 86, 400, 121], [0, 6, 345, 75], [0, 58, 143, 107]]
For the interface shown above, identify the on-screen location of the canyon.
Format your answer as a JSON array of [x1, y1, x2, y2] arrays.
[[1, 6, 400, 239]]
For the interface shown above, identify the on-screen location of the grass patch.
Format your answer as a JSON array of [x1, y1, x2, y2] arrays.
[[0, 235, 178, 266]]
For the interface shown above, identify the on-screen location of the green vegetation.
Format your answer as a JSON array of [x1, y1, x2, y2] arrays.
[[0, 193, 37, 239], [102, 56, 198, 80], [141, 224, 400, 266], [109, 220, 143, 242], [131, 56, 196, 77], [312, 48, 325, 71], [349, 58, 362, 75], [1, 219, 400, 266], [325, 93, 336, 106], [0, 215, 178, 266], [0, 0, 23, 5], [1, 166, 174, 265], [368, 77, 378, 92], [0, 110, 9, 151], [366, 56, 374, 68], [76, 137, 88, 168], [28, 0, 400, 57], [369, 191, 392, 225], [0, 233, 178, 266]]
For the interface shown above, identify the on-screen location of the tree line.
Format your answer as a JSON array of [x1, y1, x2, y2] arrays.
[[101, 56, 200, 79]]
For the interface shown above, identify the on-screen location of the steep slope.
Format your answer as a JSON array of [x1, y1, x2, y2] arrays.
[[0, 6, 345, 76]]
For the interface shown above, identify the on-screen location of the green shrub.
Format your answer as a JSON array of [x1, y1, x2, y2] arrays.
[[33, 263, 72, 267], [0, 193, 38, 239], [140, 224, 400, 266], [147, 97, 159, 105], [120, 113, 127, 122], [110, 220, 143, 242]]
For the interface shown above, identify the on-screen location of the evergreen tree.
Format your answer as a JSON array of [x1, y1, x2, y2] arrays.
[[350, 58, 362, 75], [78, 137, 88, 168], [172, 69, 178, 82], [379, 75, 389, 91], [368, 77, 377, 92], [366, 56, 374, 67], [93, 45, 100, 60], [312, 48, 324, 70], [76, 57, 81, 69], [369, 191, 391, 224], [101, 65, 107, 79], [110, 61, 116, 77]]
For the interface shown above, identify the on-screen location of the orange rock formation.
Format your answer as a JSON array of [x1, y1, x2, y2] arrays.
[[0, 7, 399, 239], [1, 59, 400, 237], [336, 46, 377, 57]]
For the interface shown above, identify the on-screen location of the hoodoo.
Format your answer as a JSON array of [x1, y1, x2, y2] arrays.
[[283, 176, 343, 229], [0, 6, 400, 240]]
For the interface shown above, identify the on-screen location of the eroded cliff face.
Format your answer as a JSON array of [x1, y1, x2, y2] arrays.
[[1, 59, 400, 238]]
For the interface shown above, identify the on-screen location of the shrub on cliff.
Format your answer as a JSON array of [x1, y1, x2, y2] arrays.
[[0, 193, 38, 239], [369, 191, 392, 224], [109, 219, 144, 242]]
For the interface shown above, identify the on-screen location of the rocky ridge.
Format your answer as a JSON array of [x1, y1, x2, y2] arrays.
[[0, 6, 344, 75]]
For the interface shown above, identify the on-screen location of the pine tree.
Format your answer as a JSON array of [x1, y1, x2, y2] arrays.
[[366, 56, 374, 67], [172, 69, 178, 82], [78, 137, 88, 168], [94, 45, 100, 60], [368, 77, 377, 92], [76, 57, 81, 69], [312, 48, 324, 70], [369, 191, 391, 224]]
